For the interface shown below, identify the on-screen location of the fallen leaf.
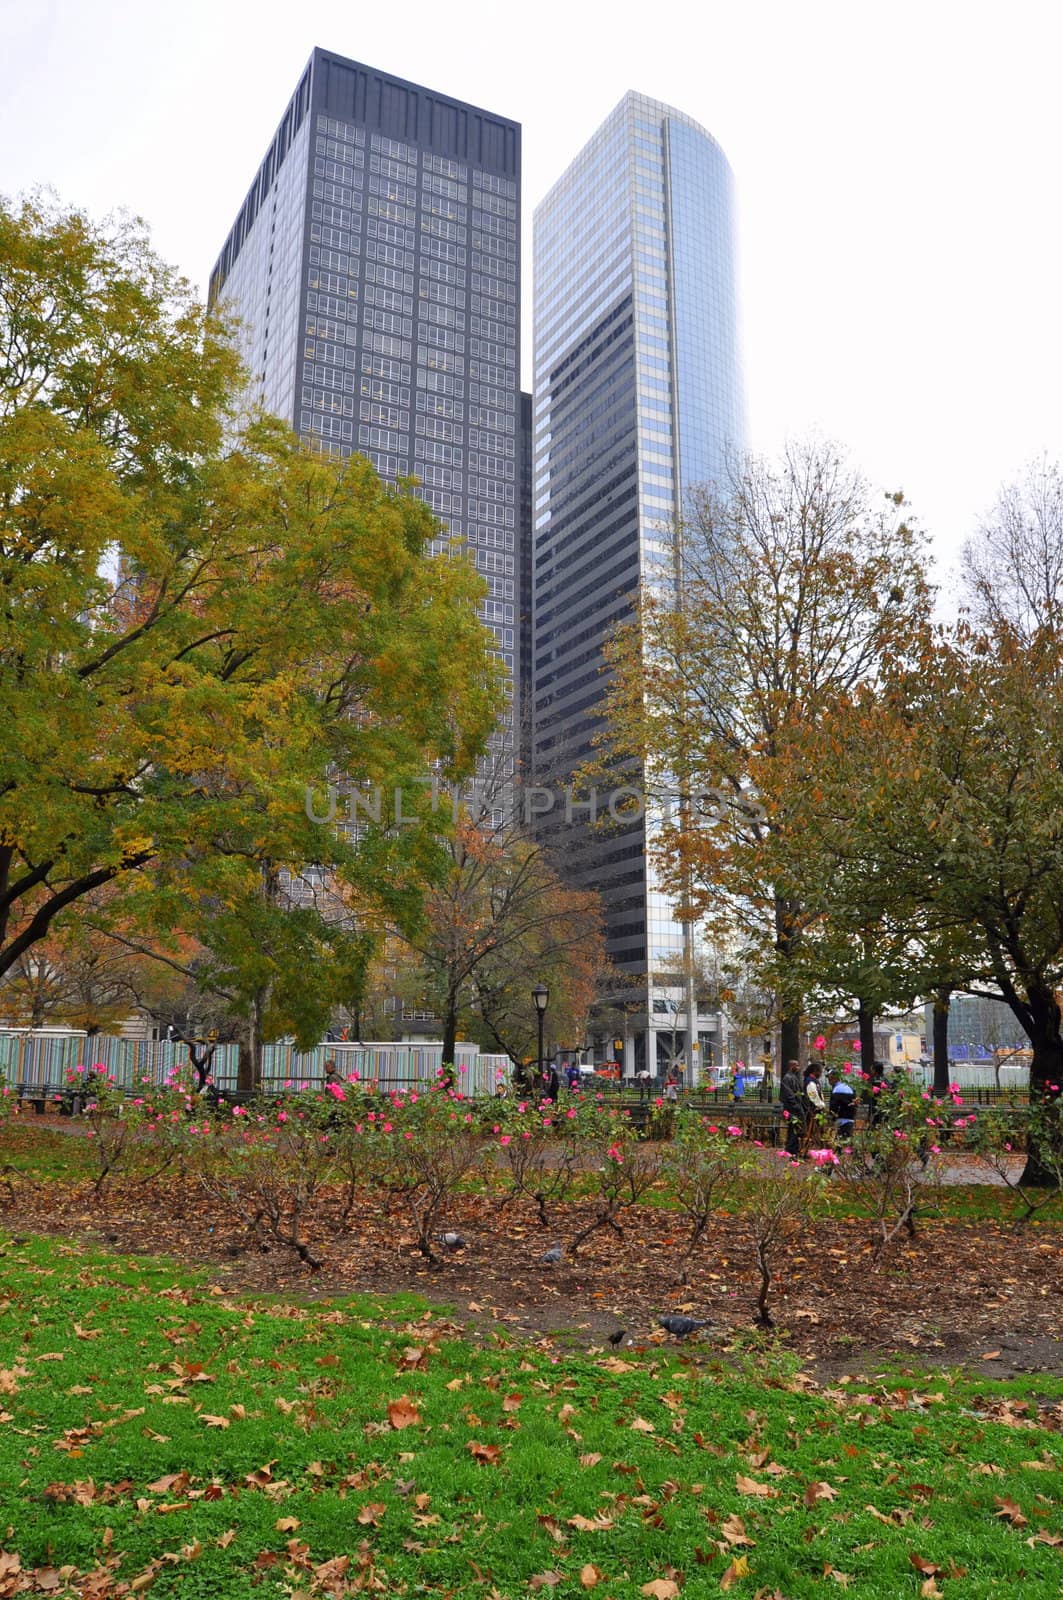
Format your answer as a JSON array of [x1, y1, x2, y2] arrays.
[[568, 1515, 614, 1532], [720, 1555, 750, 1591], [735, 1475, 777, 1499], [630, 1417, 656, 1433], [275, 1517, 300, 1533], [580, 1564, 604, 1588], [909, 1555, 940, 1576], [641, 1581, 680, 1599], [387, 1396, 421, 1430], [804, 1481, 837, 1508], [579, 1453, 603, 1469], [995, 1496, 1028, 1527], [529, 1572, 564, 1590], [467, 1441, 502, 1465], [216, 1531, 236, 1549], [199, 1414, 230, 1429], [719, 1514, 754, 1548], [356, 1503, 387, 1526], [920, 1581, 944, 1599]]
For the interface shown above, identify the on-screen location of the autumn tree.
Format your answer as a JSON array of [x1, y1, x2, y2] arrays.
[[598, 441, 931, 1077], [0, 197, 502, 1081], [399, 776, 606, 1066], [0, 904, 161, 1031]]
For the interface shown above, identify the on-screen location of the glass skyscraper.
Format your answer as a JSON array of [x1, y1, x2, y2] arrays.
[[532, 92, 744, 1074], [209, 49, 521, 766]]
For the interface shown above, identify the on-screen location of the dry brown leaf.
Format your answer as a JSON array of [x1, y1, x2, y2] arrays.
[[274, 1517, 300, 1533], [803, 1481, 837, 1508], [199, 1414, 230, 1429], [502, 1393, 523, 1412], [387, 1396, 422, 1430], [735, 1475, 777, 1499], [719, 1514, 754, 1547], [215, 1530, 236, 1549], [568, 1515, 615, 1532], [528, 1572, 564, 1590], [909, 1554, 940, 1576], [630, 1417, 656, 1433], [580, 1564, 605, 1589], [467, 1440, 503, 1465], [720, 1555, 750, 1591], [994, 1496, 1028, 1527], [579, 1453, 603, 1468], [920, 1581, 944, 1600], [641, 1581, 680, 1599], [356, 1502, 387, 1526]]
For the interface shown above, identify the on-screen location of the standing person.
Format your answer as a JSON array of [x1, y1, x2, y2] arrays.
[[864, 1060, 888, 1127], [732, 1066, 745, 1104], [664, 1073, 679, 1104], [323, 1057, 341, 1089], [542, 1063, 560, 1104], [636, 1067, 652, 1100], [826, 1069, 856, 1142], [566, 1060, 581, 1092], [803, 1063, 827, 1148], [780, 1060, 806, 1157]]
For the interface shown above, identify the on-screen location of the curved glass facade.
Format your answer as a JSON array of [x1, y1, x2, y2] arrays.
[[532, 92, 744, 1071]]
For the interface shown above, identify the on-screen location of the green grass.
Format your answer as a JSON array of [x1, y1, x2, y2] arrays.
[[0, 1120, 94, 1183], [0, 1235, 1061, 1597]]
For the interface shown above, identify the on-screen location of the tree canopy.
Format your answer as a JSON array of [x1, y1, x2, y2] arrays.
[[0, 197, 502, 1042]]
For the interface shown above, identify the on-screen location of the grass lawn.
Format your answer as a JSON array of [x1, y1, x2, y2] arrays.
[[0, 1234, 1061, 1598]]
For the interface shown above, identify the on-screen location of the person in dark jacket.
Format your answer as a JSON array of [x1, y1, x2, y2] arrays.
[[864, 1060, 888, 1126], [541, 1064, 560, 1104], [780, 1061, 806, 1157], [827, 1069, 856, 1141]]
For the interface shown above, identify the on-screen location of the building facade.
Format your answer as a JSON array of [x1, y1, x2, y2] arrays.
[[209, 49, 522, 765], [531, 92, 744, 1075]]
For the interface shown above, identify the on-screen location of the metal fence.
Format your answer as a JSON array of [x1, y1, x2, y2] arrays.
[[0, 1032, 510, 1100]]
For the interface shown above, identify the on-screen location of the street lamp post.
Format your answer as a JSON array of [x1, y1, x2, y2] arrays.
[[532, 982, 549, 1085]]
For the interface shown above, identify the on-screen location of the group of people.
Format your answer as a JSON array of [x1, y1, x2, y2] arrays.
[[779, 1058, 860, 1156]]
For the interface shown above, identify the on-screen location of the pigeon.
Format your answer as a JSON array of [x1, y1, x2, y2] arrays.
[[439, 1231, 466, 1251], [540, 1243, 563, 1264], [658, 1315, 712, 1339], [608, 1328, 627, 1347]]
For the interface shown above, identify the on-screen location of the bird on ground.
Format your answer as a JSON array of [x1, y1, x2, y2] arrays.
[[608, 1328, 627, 1347], [658, 1315, 712, 1339], [439, 1232, 466, 1251], [540, 1243, 563, 1264]]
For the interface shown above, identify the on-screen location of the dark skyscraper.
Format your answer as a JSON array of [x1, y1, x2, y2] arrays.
[[210, 49, 521, 766]]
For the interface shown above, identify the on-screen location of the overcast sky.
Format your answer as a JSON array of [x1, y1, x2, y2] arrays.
[[4, 0, 1062, 585]]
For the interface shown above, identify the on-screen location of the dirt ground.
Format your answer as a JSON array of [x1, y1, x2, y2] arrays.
[[3, 1154, 1060, 1382]]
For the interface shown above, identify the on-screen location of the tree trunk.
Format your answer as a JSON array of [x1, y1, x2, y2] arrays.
[[779, 1014, 801, 1087], [441, 996, 459, 1072], [1017, 984, 1063, 1187], [932, 986, 952, 1095], [857, 998, 876, 1074], [774, 895, 803, 1089], [238, 992, 265, 1093]]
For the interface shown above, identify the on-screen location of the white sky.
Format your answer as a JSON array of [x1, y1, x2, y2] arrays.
[[3, 0, 1062, 585]]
